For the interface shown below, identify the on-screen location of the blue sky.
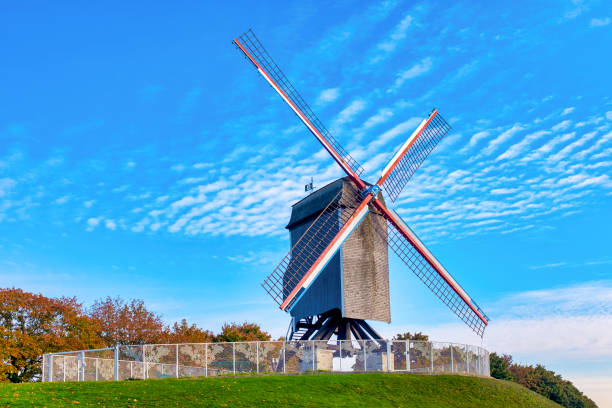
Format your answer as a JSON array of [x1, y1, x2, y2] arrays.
[[1, 1, 611, 404]]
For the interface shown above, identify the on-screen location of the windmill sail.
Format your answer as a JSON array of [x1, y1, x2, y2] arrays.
[[262, 182, 372, 311], [234, 29, 489, 339], [379, 110, 451, 202], [233, 30, 365, 182], [373, 205, 488, 336]]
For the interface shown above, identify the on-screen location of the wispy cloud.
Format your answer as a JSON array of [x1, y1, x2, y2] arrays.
[[388, 57, 434, 92], [314, 88, 341, 107], [0, 178, 16, 197], [496, 130, 549, 161], [331, 98, 368, 132], [86, 217, 100, 231], [590, 17, 610, 27], [369, 14, 413, 65], [481, 123, 525, 157], [561, 107, 575, 115]]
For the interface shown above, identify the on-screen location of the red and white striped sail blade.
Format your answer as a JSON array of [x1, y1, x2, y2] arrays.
[[372, 200, 489, 337], [233, 30, 365, 189], [262, 183, 373, 312], [377, 109, 451, 202]]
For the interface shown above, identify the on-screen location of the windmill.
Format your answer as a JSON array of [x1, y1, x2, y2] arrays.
[[233, 30, 489, 341]]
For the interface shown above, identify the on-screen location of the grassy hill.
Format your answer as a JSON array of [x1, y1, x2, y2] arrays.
[[1, 373, 562, 408]]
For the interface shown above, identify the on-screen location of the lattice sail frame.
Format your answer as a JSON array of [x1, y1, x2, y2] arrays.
[[234, 30, 364, 176], [372, 211, 489, 337], [262, 182, 365, 308], [382, 113, 452, 202], [233, 29, 489, 337]]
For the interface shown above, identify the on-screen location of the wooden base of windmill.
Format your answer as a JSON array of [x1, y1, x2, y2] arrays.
[[288, 309, 383, 341]]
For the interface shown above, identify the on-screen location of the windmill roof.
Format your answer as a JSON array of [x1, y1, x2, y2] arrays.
[[286, 177, 382, 229]]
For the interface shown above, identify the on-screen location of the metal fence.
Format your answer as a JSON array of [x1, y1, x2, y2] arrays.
[[41, 340, 489, 382]]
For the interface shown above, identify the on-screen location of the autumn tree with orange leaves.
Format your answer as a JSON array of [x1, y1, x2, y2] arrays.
[[165, 319, 215, 343], [0, 288, 105, 383], [89, 297, 166, 345], [215, 322, 271, 342]]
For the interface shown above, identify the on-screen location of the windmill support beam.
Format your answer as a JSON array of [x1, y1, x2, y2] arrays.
[[289, 310, 384, 341]]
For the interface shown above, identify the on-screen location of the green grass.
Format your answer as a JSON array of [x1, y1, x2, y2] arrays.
[[1, 373, 562, 408]]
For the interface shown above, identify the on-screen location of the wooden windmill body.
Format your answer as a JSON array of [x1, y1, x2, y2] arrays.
[[285, 178, 390, 339]]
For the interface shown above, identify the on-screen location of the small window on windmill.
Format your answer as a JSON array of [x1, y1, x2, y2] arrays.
[[304, 177, 315, 192]]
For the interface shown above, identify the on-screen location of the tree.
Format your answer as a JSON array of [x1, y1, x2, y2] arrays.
[[215, 322, 271, 342], [393, 331, 429, 341], [490, 352, 598, 408], [0, 288, 104, 383], [89, 297, 165, 345], [165, 319, 214, 343], [489, 352, 514, 381]]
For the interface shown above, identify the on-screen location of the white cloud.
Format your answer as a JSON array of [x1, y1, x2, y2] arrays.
[[314, 88, 340, 107], [131, 218, 150, 233], [361, 108, 394, 130], [590, 17, 610, 27], [606, 111, 612, 121], [496, 130, 549, 161], [561, 107, 575, 115], [572, 377, 612, 408], [548, 130, 597, 162], [55, 196, 70, 205], [529, 262, 567, 270], [86, 217, 100, 231], [481, 123, 525, 156], [367, 117, 422, 151], [369, 14, 413, 65], [562, 0, 589, 21], [180, 176, 207, 185], [551, 120, 571, 132], [459, 131, 489, 154], [490, 188, 520, 195], [522, 132, 574, 162], [389, 57, 434, 92], [0, 178, 15, 197], [331, 98, 367, 130], [104, 219, 117, 230]]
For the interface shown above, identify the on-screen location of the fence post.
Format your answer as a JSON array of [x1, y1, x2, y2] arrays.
[[114, 345, 119, 381], [465, 345, 470, 374], [95, 358, 98, 381], [339, 340, 343, 371], [386, 341, 391, 372], [406, 340, 410, 372], [430, 342, 434, 373], [282, 342, 286, 373], [78, 352, 84, 381], [42, 354, 46, 382], [143, 345, 147, 380], [176, 344, 179, 378], [130, 361, 133, 379], [233, 342, 236, 375], [257, 341, 260, 374], [312, 341, 316, 371], [63, 356, 66, 382], [363, 340, 367, 372], [450, 344, 454, 373], [205, 343, 208, 377]]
